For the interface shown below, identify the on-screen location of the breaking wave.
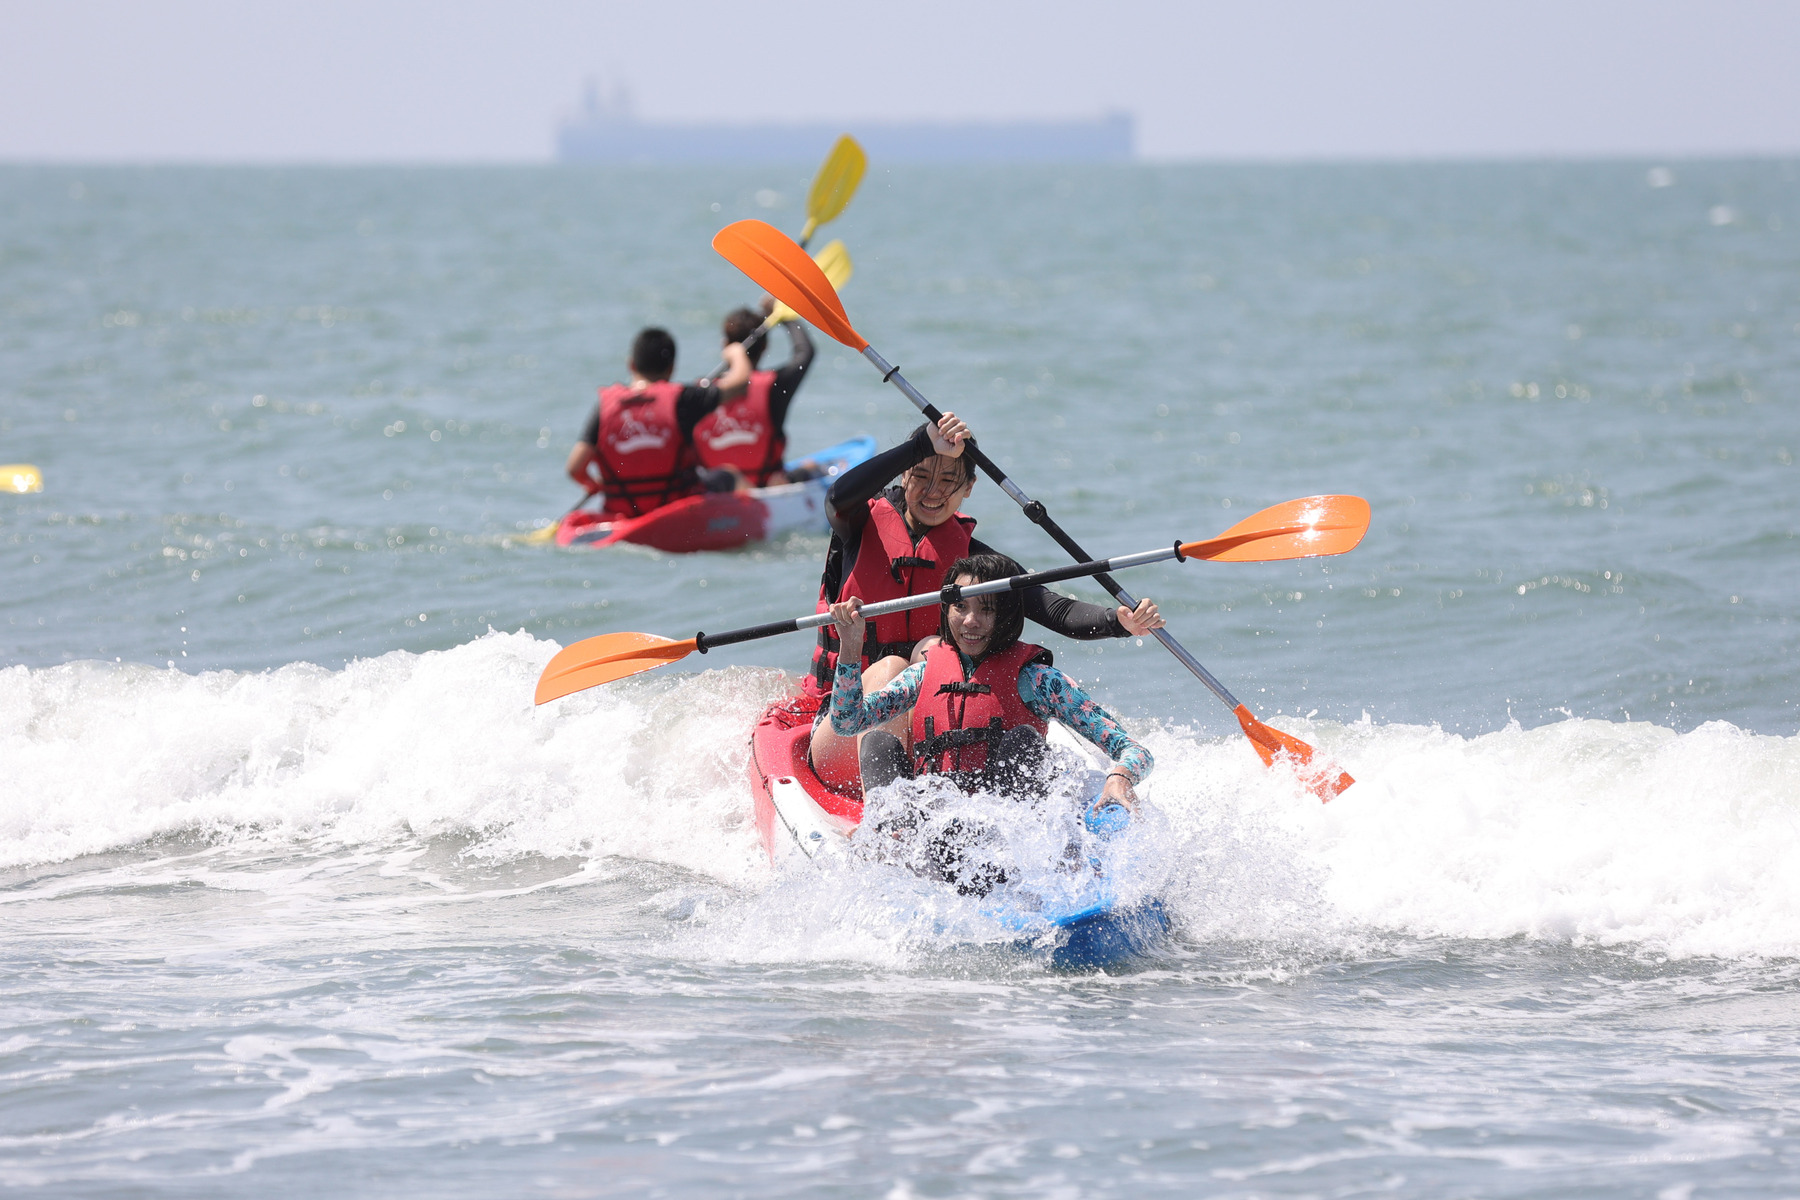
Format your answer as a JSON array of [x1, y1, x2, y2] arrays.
[[4, 632, 1797, 960]]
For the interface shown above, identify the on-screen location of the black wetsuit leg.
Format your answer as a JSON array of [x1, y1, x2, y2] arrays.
[[983, 727, 1049, 801], [859, 730, 911, 791]]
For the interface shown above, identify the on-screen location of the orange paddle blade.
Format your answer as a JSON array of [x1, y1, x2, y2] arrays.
[[534, 633, 698, 704], [1233, 704, 1354, 802], [712, 219, 868, 351], [1180, 495, 1370, 563]]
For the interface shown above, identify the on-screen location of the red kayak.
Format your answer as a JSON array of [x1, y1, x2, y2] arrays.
[[745, 691, 862, 862], [555, 436, 876, 555], [559, 490, 776, 554]]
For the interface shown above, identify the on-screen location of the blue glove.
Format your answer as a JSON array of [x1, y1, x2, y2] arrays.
[[1084, 799, 1131, 837]]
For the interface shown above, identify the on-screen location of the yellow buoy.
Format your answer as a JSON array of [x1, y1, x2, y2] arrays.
[[2, 464, 43, 493]]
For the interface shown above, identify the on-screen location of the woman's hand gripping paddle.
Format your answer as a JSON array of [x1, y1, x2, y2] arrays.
[[711, 218, 1360, 801], [534, 497, 1369, 706]]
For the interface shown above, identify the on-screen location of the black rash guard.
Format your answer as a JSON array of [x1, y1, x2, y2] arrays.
[[577, 383, 724, 447], [747, 323, 814, 440], [578, 325, 814, 448], [820, 425, 1129, 641]]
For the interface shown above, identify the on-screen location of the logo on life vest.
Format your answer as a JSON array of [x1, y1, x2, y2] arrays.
[[701, 406, 765, 451], [608, 408, 671, 454]]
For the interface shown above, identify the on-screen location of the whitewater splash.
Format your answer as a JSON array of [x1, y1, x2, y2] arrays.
[[0, 632, 775, 884], [3, 632, 1798, 959]]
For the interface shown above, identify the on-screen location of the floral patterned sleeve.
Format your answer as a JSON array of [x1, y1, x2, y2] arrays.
[[1017, 664, 1154, 784], [829, 659, 925, 736]]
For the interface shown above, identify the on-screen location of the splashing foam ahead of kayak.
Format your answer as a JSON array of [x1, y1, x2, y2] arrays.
[[3, 631, 1798, 961]]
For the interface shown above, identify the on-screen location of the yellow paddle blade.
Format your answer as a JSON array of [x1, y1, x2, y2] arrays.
[[1179, 495, 1369, 563], [3, 464, 43, 494], [770, 241, 853, 324], [534, 633, 698, 704], [814, 239, 853, 288], [799, 135, 866, 244], [714, 220, 868, 351], [521, 522, 560, 545]]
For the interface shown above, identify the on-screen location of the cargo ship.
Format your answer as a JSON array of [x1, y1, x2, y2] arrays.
[[557, 81, 1133, 164]]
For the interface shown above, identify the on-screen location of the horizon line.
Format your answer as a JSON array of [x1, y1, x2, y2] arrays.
[[2, 151, 1797, 168]]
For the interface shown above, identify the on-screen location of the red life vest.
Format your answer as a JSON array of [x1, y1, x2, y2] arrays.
[[807, 495, 976, 692], [594, 381, 699, 518], [911, 640, 1052, 779], [691, 370, 785, 486]]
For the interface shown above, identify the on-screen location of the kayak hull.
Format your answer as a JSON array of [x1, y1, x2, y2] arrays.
[[557, 435, 877, 553], [747, 692, 862, 863], [1051, 900, 1171, 970], [745, 690, 1167, 970]]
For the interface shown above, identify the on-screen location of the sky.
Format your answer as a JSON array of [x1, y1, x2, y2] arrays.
[[2, 0, 1797, 161]]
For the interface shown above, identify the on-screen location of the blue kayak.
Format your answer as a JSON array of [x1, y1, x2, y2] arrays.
[[980, 870, 1172, 971]]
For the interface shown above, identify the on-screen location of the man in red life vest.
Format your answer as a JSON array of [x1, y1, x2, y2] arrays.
[[691, 304, 815, 488], [806, 412, 1164, 789], [564, 327, 751, 518]]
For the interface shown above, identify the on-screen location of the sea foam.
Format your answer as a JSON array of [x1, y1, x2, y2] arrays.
[[0, 632, 773, 883], [3, 632, 1797, 960], [1143, 712, 1800, 959]]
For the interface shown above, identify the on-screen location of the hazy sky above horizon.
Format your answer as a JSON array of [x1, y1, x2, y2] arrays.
[[3, 0, 1798, 162]]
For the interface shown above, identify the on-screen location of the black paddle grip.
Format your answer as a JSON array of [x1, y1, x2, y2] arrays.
[[695, 617, 802, 654], [984, 558, 1107, 592]]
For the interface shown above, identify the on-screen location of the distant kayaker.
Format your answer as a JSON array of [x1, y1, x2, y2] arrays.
[[564, 327, 752, 519], [691, 303, 815, 488], [806, 413, 1163, 787], [825, 551, 1153, 813]]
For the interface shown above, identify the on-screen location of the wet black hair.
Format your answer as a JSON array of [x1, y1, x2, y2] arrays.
[[721, 307, 767, 367], [909, 423, 978, 486], [940, 552, 1026, 659], [630, 327, 676, 379]]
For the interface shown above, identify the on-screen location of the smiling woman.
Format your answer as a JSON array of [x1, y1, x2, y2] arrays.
[[825, 551, 1154, 812], [803, 412, 1162, 789]]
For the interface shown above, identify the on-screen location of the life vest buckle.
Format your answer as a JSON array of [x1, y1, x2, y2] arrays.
[[915, 715, 1005, 768], [889, 555, 936, 584]]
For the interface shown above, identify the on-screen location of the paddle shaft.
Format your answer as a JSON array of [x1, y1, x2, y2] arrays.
[[710, 154, 849, 376], [529, 489, 603, 542], [692, 543, 1187, 655], [858, 345, 1245, 713], [706, 318, 777, 383]]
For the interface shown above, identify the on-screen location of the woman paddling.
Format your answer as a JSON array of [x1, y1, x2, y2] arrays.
[[825, 553, 1154, 814], [807, 413, 1162, 787]]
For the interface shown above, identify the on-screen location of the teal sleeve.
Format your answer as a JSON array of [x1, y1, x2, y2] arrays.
[[1017, 664, 1154, 784], [829, 659, 925, 736]]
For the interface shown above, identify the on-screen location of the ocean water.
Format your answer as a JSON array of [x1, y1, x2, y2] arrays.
[[2, 160, 1798, 1196]]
